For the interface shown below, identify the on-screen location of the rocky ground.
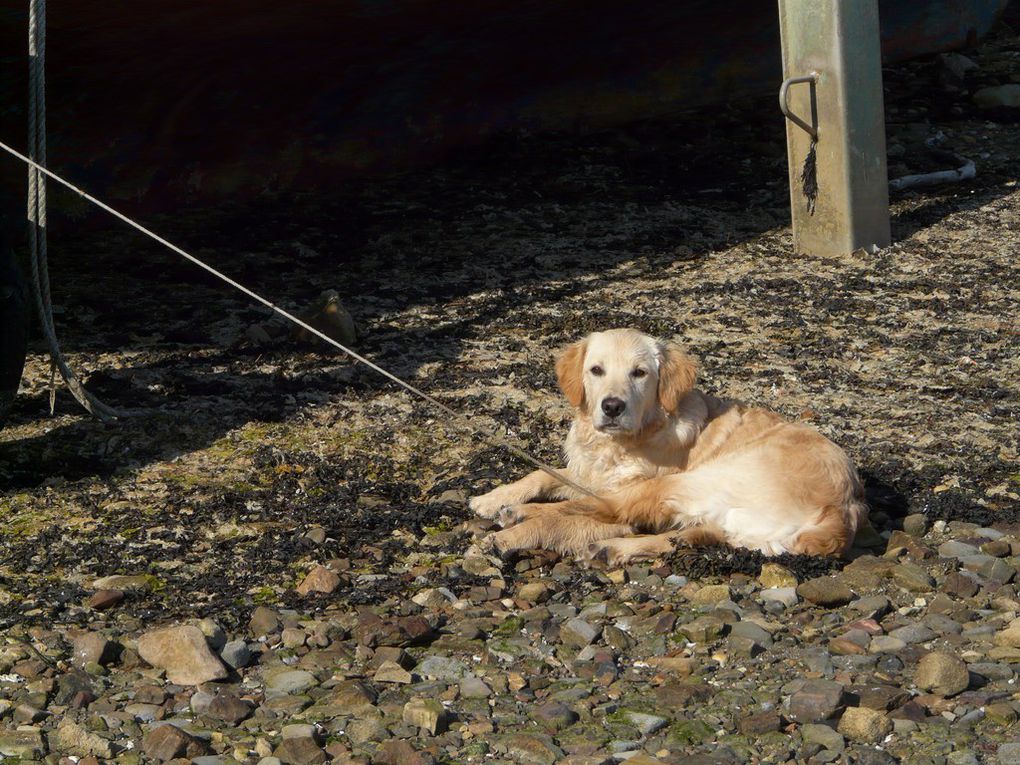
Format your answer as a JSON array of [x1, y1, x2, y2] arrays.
[[1, 18, 1019, 765]]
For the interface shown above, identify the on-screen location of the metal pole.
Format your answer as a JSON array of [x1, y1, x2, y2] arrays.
[[778, 0, 891, 257]]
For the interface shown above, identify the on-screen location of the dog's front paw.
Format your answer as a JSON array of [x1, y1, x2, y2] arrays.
[[469, 488, 516, 519]]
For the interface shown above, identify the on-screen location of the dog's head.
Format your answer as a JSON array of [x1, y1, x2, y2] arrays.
[[555, 329, 698, 435]]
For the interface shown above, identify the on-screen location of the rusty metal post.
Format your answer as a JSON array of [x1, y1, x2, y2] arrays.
[[778, 0, 891, 256]]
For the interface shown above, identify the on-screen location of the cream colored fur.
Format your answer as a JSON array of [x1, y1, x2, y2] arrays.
[[469, 329, 868, 566]]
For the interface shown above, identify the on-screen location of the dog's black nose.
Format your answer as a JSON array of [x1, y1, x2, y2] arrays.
[[601, 397, 626, 418]]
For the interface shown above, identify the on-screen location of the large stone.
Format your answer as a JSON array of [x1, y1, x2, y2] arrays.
[[677, 615, 726, 643], [797, 577, 854, 607], [560, 618, 600, 648], [92, 574, 156, 591], [974, 84, 1020, 109], [0, 729, 46, 758], [54, 719, 113, 758], [296, 565, 341, 596], [690, 584, 731, 605], [265, 669, 318, 697], [623, 710, 668, 735], [274, 737, 327, 765], [416, 655, 469, 680], [530, 701, 578, 731], [994, 624, 1020, 649], [759, 563, 798, 588], [205, 692, 253, 724], [137, 625, 228, 685], [250, 606, 282, 636], [760, 587, 799, 608], [915, 652, 970, 697], [71, 633, 114, 669], [373, 740, 436, 765], [403, 698, 446, 735], [503, 733, 564, 765], [142, 724, 209, 762], [890, 563, 934, 593], [837, 707, 892, 743], [788, 680, 845, 722], [220, 640, 252, 669], [354, 613, 433, 647], [801, 723, 845, 753]]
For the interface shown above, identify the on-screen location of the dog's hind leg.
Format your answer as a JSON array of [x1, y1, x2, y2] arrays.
[[488, 511, 632, 558], [582, 523, 727, 567]]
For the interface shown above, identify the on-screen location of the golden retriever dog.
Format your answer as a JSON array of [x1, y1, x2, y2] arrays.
[[470, 328, 867, 566]]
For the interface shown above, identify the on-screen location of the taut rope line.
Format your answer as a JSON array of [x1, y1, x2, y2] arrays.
[[27, 0, 120, 421], [0, 138, 600, 501]]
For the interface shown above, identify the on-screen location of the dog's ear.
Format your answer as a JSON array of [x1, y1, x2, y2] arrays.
[[556, 339, 588, 409], [657, 342, 698, 414]]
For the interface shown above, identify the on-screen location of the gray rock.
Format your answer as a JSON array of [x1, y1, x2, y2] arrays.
[[888, 623, 936, 644], [265, 669, 318, 697], [220, 639, 252, 669], [788, 680, 844, 722], [730, 621, 773, 648], [416, 654, 469, 680], [974, 84, 1020, 109], [801, 723, 845, 753], [869, 636, 907, 654], [999, 743, 1020, 765], [460, 676, 493, 698], [760, 587, 799, 608], [623, 710, 668, 735], [560, 618, 600, 648], [937, 540, 979, 558]]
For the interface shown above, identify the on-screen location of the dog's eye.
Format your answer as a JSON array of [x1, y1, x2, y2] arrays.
[[631, 368, 647, 379], [590, 365, 604, 377]]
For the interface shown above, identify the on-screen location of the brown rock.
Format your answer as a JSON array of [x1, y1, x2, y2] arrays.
[[137, 625, 227, 686], [797, 577, 854, 607], [142, 724, 208, 762], [915, 651, 970, 697], [296, 565, 341, 596], [837, 706, 893, 743], [788, 680, 845, 722], [354, 613, 433, 648], [373, 740, 436, 765], [204, 692, 253, 725], [71, 633, 114, 669], [249, 606, 282, 636], [87, 589, 124, 610], [274, 737, 328, 765]]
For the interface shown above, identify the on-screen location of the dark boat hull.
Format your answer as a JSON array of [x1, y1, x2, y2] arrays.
[[0, 1, 1008, 208]]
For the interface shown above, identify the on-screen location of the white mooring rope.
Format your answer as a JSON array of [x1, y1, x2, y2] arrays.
[[27, 0, 120, 421], [0, 137, 600, 501]]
